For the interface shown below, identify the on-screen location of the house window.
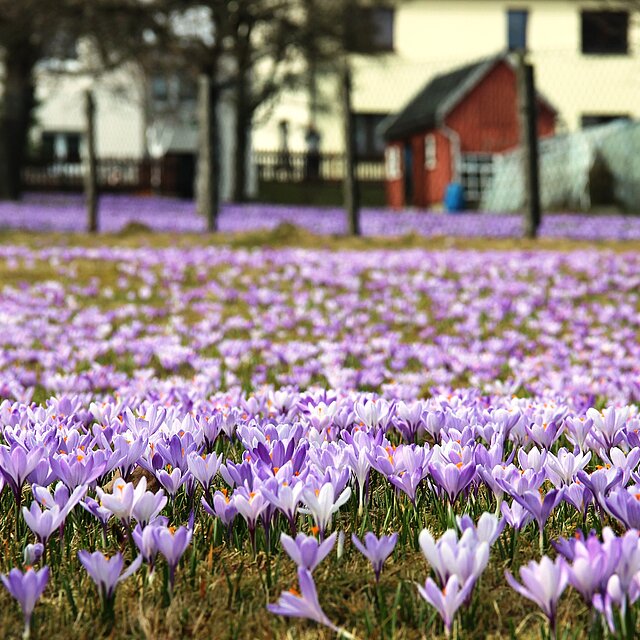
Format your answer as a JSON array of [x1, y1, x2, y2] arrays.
[[354, 113, 388, 159], [151, 75, 170, 102], [178, 77, 198, 102], [424, 134, 437, 170], [43, 31, 78, 61], [385, 146, 401, 180], [581, 11, 629, 55], [348, 7, 394, 52], [41, 132, 82, 162], [581, 113, 630, 128], [459, 153, 494, 205], [507, 9, 529, 51]]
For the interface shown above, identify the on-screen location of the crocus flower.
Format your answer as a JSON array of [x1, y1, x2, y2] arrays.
[[508, 488, 564, 535], [152, 525, 192, 590], [0, 445, 44, 502], [427, 460, 476, 505], [299, 483, 351, 538], [604, 487, 640, 530], [352, 531, 398, 582], [280, 532, 336, 573], [268, 567, 339, 633], [416, 574, 473, 637], [78, 550, 142, 603], [505, 555, 568, 635], [96, 477, 147, 525], [419, 528, 489, 589], [131, 487, 167, 527], [1, 566, 49, 640], [186, 451, 223, 495], [23, 544, 44, 566], [132, 517, 169, 570], [22, 485, 86, 545]]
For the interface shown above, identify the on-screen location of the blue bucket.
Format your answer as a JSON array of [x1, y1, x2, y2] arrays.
[[444, 182, 465, 213]]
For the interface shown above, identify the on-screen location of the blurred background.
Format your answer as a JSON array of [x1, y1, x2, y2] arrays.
[[2, 0, 640, 217]]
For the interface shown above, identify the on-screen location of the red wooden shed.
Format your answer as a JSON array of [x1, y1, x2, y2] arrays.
[[380, 54, 557, 209]]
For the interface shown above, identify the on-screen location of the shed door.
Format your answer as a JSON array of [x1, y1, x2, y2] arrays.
[[403, 143, 413, 206]]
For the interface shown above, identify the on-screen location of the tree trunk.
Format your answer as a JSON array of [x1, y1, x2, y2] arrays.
[[84, 90, 98, 233], [197, 72, 220, 232], [232, 79, 249, 203], [0, 45, 36, 200], [341, 62, 360, 236], [516, 51, 541, 238]]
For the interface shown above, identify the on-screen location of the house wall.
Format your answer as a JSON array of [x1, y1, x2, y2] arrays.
[[34, 66, 146, 158], [253, 0, 640, 154]]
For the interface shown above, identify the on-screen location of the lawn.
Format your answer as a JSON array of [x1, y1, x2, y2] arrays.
[[0, 226, 638, 639]]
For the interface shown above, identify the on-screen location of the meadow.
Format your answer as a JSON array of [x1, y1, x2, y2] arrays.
[[0, 225, 639, 639]]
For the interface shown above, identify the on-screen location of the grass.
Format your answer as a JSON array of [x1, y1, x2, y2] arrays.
[[4, 222, 640, 252]]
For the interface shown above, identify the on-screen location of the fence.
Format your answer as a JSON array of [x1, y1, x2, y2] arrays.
[[253, 150, 385, 183], [22, 157, 185, 194]]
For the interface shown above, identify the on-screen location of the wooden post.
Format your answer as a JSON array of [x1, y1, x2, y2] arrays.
[[84, 90, 98, 233], [516, 52, 541, 238], [197, 73, 220, 232], [341, 62, 360, 236]]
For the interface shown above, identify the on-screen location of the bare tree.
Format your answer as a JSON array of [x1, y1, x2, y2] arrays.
[[0, 0, 168, 200]]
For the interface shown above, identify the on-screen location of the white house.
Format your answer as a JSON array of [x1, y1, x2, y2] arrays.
[[252, 0, 640, 159], [30, 41, 255, 200]]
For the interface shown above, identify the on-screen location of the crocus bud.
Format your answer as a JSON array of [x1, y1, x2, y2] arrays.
[[23, 544, 44, 566], [336, 531, 345, 560]]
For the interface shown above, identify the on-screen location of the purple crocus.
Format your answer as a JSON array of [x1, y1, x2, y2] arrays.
[[505, 555, 569, 635], [152, 525, 192, 591], [1, 566, 49, 639], [280, 532, 336, 573], [268, 567, 339, 634], [0, 445, 44, 502], [23, 544, 44, 566], [416, 574, 473, 637], [78, 551, 142, 603], [132, 517, 168, 569], [604, 487, 640, 530], [351, 531, 398, 582], [427, 460, 476, 505], [186, 451, 223, 495]]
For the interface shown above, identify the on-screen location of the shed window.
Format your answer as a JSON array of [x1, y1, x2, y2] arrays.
[[581, 11, 629, 55], [424, 134, 437, 170], [459, 153, 494, 205]]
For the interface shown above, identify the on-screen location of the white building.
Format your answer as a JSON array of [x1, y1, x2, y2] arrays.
[[252, 0, 640, 158]]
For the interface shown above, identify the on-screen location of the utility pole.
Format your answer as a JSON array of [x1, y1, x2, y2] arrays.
[[84, 90, 98, 233], [516, 52, 541, 238], [198, 73, 220, 233], [342, 61, 360, 236]]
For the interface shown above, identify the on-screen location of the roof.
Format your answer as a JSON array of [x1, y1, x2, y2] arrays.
[[379, 53, 556, 141]]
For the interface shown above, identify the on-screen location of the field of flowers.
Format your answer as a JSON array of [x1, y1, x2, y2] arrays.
[[4, 193, 640, 240], [1, 231, 640, 639]]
